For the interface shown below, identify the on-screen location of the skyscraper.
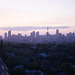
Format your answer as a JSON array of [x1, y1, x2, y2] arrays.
[[30, 31, 35, 39], [30, 31, 35, 43], [46, 27, 49, 43], [5, 32, 7, 39], [36, 31, 39, 38], [8, 30, 11, 38], [56, 29, 59, 35]]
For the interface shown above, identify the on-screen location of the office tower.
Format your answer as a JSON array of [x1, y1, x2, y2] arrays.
[[5, 32, 7, 39], [8, 30, 11, 38], [30, 31, 35, 43], [56, 29, 59, 35], [36, 31, 40, 43], [18, 33, 22, 37], [47, 27, 49, 38], [47, 27, 49, 33], [36, 31, 39, 38], [31, 31, 35, 39]]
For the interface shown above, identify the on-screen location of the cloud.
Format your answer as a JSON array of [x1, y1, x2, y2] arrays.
[[0, 26, 69, 31]]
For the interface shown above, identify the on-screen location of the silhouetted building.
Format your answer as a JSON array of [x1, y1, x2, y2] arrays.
[[5, 32, 7, 39], [2, 29, 75, 44], [30, 31, 35, 39], [46, 27, 49, 43], [30, 31, 35, 43], [18, 33, 22, 37], [56, 29, 59, 35], [8, 30, 11, 38], [36, 31, 39, 38]]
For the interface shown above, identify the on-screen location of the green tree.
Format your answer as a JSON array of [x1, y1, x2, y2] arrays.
[[61, 63, 75, 75], [6, 56, 17, 67]]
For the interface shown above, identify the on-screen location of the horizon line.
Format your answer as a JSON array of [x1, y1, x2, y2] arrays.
[[0, 26, 70, 31]]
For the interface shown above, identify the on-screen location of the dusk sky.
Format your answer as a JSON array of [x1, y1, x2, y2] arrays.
[[0, 0, 75, 27]]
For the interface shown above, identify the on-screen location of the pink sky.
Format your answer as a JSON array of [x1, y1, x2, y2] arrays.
[[0, 0, 75, 37], [0, 0, 75, 27]]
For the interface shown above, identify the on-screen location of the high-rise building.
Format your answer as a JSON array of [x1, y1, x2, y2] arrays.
[[46, 32, 49, 41], [56, 29, 59, 35], [46, 27, 50, 43], [8, 30, 11, 38], [36, 31, 39, 38], [5, 32, 7, 39], [30, 31, 35, 39], [18, 33, 22, 37], [47, 27, 49, 33], [30, 31, 35, 43]]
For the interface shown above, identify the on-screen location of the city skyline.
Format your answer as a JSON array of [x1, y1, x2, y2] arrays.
[[0, 26, 75, 38], [0, 29, 75, 44]]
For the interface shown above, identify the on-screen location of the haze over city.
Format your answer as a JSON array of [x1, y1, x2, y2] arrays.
[[0, 0, 75, 37], [0, 0, 75, 75]]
